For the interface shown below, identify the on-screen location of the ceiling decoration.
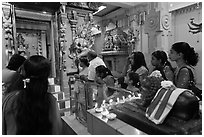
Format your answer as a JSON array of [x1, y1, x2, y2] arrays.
[[9, 2, 61, 13], [9, 2, 145, 17], [10, 2, 106, 14]]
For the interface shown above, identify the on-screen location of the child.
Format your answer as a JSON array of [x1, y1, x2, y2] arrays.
[[95, 65, 115, 101], [124, 72, 140, 94]]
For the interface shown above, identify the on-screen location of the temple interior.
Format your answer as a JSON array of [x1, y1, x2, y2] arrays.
[[1, 2, 202, 135]]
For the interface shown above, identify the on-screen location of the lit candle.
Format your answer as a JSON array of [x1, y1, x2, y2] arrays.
[[138, 93, 141, 98], [94, 103, 98, 108], [122, 96, 125, 101], [117, 97, 120, 103], [102, 100, 106, 105], [109, 99, 113, 104]]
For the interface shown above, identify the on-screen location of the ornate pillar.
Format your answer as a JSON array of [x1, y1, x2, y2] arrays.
[[67, 9, 78, 71], [58, 2, 67, 92], [67, 10, 78, 41], [50, 17, 57, 78], [2, 3, 15, 67]]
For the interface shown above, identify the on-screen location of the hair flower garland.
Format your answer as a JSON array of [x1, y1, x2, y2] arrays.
[[23, 78, 30, 88], [161, 80, 176, 90], [149, 70, 162, 78]]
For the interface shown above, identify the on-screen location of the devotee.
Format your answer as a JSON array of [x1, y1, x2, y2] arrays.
[[169, 42, 201, 100], [74, 57, 89, 122], [2, 54, 26, 94], [124, 71, 140, 94], [86, 50, 106, 81], [95, 65, 115, 98], [129, 52, 148, 80], [2, 55, 62, 135], [151, 50, 174, 81], [169, 42, 199, 88], [115, 51, 148, 88]]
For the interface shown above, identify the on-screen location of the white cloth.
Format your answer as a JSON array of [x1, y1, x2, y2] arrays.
[[88, 57, 106, 81]]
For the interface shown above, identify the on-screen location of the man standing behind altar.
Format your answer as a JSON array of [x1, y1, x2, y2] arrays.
[[86, 50, 106, 81]]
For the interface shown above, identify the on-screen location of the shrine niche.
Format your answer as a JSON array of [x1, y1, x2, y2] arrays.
[[101, 27, 131, 73], [16, 33, 27, 56], [101, 18, 141, 73], [102, 21, 140, 53], [103, 28, 128, 52], [16, 31, 43, 58]]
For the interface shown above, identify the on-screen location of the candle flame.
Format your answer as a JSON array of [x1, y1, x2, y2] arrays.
[[94, 103, 98, 108]]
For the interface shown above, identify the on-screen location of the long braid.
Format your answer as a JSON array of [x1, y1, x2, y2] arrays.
[[15, 55, 52, 134]]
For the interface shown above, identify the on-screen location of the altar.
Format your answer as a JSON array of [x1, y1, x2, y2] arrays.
[[86, 97, 202, 135], [86, 84, 202, 135], [86, 108, 147, 135], [110, 100, 202, 135]]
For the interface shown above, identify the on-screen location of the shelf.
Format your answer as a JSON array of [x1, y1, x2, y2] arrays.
[[101, 51, 128, 56]]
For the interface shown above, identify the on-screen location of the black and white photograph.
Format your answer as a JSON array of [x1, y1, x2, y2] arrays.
[[1, 0, 202, 135]]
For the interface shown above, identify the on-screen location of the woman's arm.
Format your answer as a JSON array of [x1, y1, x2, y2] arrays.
[[176, 68, 190, 89], [136, 66, 149, 82]]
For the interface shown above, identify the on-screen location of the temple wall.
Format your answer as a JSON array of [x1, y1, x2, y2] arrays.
[[169, 3, 202, 88], [92, 2, 202, 88]]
